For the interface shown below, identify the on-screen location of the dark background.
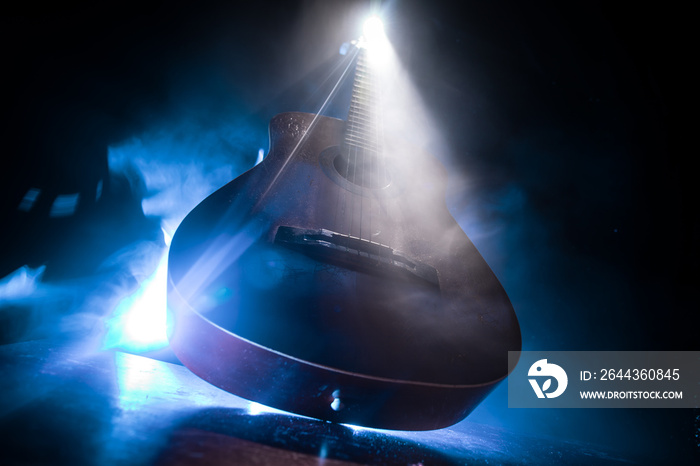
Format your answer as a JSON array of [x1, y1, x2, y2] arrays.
[[1, 0, 695, 463]]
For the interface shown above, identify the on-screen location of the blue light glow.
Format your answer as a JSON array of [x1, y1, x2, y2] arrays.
[[100, 114, 259, 353], [362, 16, 385, 46], [103, 245, 169, 353]]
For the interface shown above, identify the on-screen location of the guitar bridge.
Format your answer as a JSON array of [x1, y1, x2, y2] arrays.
[[274, 226, 439, 288]]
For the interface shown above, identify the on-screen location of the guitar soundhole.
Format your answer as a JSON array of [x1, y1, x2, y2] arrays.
[[333, 152, 391, 189]]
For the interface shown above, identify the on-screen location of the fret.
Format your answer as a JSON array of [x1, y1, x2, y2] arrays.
[[344, 128, 379, 145], [339, 46, 387, 184], [345, 128, 379, 143], [345, 124, 377, 138], [348, 99, 377, 109], [348, 114, 377, 131], [352, 74, 374, 83], [350, 86, 377, 98], [333, 45, 389, 189], [350, 100, 376, 112], [345, 127, 379, 139], [345, 133, 379, 150], [351, 88, 374, 96], [348, 106, 377, 118], [346, 118, 378, 129], [347, 115, 378, 133], [349, 99, 375, 110], [350, 95, 377, 106]]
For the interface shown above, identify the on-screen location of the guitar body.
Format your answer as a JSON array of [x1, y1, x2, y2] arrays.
[[167, 112, 521, 430]]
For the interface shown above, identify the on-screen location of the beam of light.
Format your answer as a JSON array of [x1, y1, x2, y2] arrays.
[[352, 13, 446, 169], [168, 222, 258, 315]]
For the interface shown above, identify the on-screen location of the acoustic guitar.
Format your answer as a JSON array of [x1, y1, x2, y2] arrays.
[[167, 39, 521, 430]]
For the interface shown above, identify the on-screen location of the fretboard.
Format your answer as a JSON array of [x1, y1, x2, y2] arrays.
[[343, 48, 382, 157]]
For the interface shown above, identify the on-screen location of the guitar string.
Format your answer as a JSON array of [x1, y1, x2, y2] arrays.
[[334, 47, 362, 241], [370, 54, 377, 246], [369, 49, 380, 245], [362, 50, 371, 245], [365, 50, 371, 245], [358, 48, 371, 244], [365, 49, 384, 246], [346, 47, 363, 242], [347, 48, 383, 245], [352, 50, 363, 242]]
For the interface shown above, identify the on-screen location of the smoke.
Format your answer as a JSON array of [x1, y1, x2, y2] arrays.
[[0, 265, 47, 300], [0, 1, 395, 354], [101, 113, 263, 352], [107, 116, 262, 235], [0, 107, 262, 353]]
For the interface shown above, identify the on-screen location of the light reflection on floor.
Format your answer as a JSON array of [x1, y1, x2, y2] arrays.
[[115, 351, 180, 411], [0, 339, 642, 465]]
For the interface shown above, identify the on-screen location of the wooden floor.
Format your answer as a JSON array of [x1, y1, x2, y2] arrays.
[[0, 338, 631, 465]]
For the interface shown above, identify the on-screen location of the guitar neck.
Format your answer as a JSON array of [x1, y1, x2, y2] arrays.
[[343, 47, 382, 158]]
